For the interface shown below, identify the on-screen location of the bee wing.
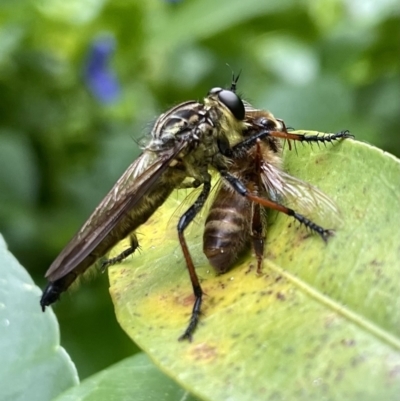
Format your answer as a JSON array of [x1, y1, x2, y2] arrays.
[[45, 142, 188, 280], [260, 162, 342, 228]]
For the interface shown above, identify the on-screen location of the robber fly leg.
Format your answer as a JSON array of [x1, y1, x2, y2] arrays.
[[229, 127, 353, 156], [249, 193, 333, 241], [177, 176, 211, 342], [251, 116, 353, 145], [101, 234, 139, 271], [220, 170, 333, 242], [277, 129, 354, 145]]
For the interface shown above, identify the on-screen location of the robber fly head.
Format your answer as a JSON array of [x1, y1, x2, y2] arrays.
[[205, 70, 245, 120]]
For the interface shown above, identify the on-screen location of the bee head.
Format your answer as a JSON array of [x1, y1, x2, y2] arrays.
[[207, 87, 245, 121]]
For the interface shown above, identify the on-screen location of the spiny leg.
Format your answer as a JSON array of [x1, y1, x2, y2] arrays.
[[220, 170, 333, 242], [283, 130, 354, 145], [227, 128, 353, 157], [250, 193, 333, 241], [178, 177, 211, 342], [101, 234, 139, 271], [252, 116, 353, 145]]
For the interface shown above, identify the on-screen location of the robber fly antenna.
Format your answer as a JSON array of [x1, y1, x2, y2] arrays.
[[231, 70, 242, 92], [226, 64, 242, 93]]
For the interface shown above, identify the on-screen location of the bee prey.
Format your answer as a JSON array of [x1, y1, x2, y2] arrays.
[[41, 76, 352, 340], [204, 103, 352, 274]]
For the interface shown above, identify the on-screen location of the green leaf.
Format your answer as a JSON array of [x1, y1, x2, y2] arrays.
[[150, 0, 293, 46], [109, 137, 400, 401], [54, 353, 200, 401], [0, 234, 78, 401]]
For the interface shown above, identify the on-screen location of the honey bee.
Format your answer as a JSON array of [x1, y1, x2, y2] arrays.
[[40, 75, 352, 340], [203, 102, 352, 274]]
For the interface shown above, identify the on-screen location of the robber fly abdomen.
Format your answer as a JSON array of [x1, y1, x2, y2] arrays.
[[41, 168, 187, 307]]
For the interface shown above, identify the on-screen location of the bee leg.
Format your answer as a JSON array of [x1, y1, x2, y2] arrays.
[[221, 171, 333, 242], [177, 176, 211, 342], [101, 234, 139, 271]]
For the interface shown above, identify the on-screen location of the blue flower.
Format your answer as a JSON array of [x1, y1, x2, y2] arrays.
[[84, 35, 120, 104]]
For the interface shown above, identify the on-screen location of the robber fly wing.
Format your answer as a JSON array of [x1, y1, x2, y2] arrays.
[[45, 142, 188, 280], [260, 161, 342, 228]]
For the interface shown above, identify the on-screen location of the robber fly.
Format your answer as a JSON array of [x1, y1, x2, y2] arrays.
[[41, 77, 251, 340], [40, 75, 351, 341], [203, 100, 352, 274]]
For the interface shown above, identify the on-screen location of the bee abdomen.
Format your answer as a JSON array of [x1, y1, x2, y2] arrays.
[[203, 202, 249, 273]]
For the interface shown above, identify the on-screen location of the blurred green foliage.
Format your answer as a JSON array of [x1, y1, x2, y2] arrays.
[[0, 0, 399, 379]]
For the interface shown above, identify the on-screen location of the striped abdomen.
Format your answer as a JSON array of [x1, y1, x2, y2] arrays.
[[203, 184, 251, 273]]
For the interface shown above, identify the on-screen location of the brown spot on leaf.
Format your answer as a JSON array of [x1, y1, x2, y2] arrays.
[[176, 293, 195, 307], [276, 292, 286, 301], [189, 343, 218, 362]]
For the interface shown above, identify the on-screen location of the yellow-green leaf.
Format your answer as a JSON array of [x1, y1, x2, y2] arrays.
[[109, 136, 400, 401]]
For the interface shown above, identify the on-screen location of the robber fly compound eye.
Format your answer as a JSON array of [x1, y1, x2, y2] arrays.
[[208, 87, 245, 121]]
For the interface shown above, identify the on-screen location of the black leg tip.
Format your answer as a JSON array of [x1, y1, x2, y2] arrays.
[[178, 332, 193, 342], [339, 130, 354, 139], [321, 229, 335, 242]]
